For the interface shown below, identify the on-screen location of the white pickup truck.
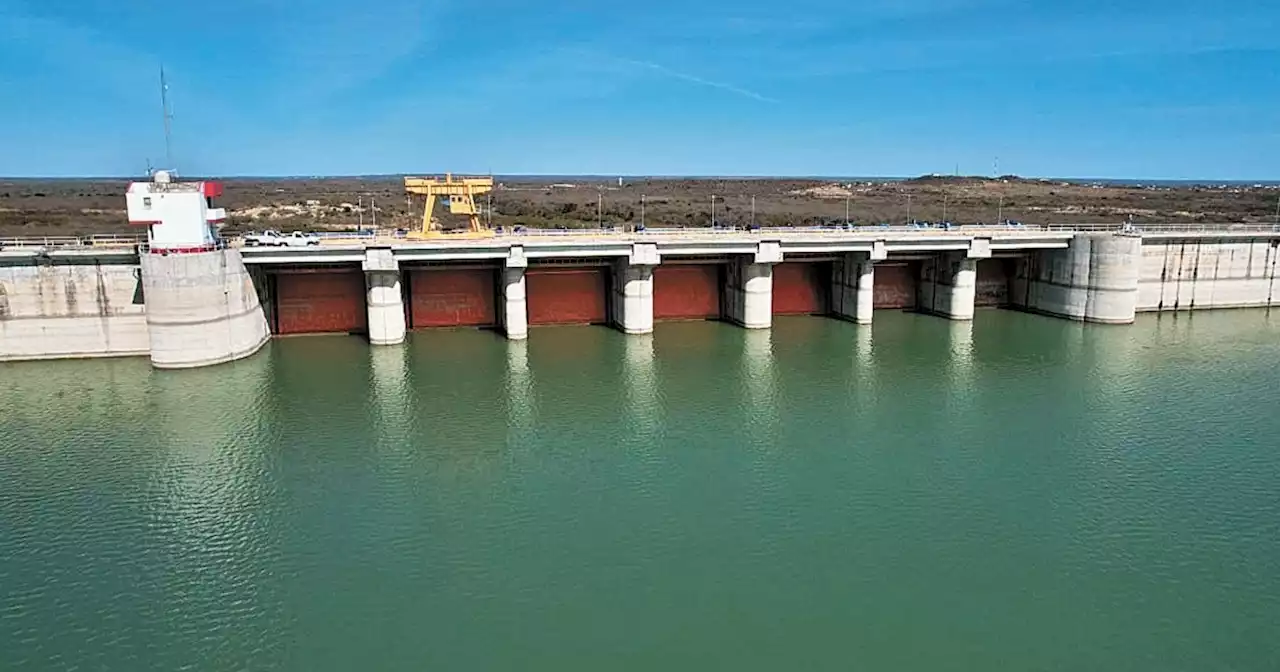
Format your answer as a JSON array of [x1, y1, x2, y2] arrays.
[[243, 230, 320, 247]]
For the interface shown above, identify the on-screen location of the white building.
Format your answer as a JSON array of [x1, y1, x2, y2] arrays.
[[125, 170, 226, 252]]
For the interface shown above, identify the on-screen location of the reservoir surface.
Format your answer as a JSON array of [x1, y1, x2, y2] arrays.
[[2, 311, 1278, 670]]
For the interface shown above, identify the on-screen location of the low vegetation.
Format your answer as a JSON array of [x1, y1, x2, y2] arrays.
[[1, 175, 1275, 237]]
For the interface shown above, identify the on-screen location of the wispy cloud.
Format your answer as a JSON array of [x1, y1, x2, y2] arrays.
[[616, 57, 778, 103]]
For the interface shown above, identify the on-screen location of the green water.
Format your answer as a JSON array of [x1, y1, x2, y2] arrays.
[[2, 311, 1279, 670]]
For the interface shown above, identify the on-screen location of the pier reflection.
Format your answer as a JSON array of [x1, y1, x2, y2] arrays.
[[504, 339, 535, 447], [143, 353, 281, 632], [741, 329, 780, 448], [369, 345, 412, 453], [942, 320, 977, 421], [623, 334, 660, 441]]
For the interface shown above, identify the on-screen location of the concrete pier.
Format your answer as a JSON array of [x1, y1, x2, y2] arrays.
[[610, 243, 659, 335], [501, 273, 529, 341], [919, 254, 978, 320], [140, 249, 270, 369], [1012, 234, 1142, 324], [831, 252, 878, 324], [723, 242, 782, 329], [363, 249, 405, 346]]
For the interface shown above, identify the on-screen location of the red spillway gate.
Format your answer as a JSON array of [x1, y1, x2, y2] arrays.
[[526, 267, 608, 325], [975, 259, 1012, 307], [772, 262, 830, 315], [274, 269, 367, 335], [653, 264, 721, 320], [873, 262, 918, 309], [409, 268, 497, 328]]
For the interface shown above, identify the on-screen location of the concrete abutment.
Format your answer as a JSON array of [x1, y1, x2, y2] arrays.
[[140, 248, 270, 369], [1011, 234, 1141, 324]]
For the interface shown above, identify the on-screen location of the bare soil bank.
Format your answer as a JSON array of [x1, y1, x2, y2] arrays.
[[1, 175, 1276, 237]]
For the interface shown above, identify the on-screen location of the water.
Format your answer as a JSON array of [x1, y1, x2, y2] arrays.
[[2, 311, 1279, 670]]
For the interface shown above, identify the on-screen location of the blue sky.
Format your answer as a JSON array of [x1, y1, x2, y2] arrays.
[[0, 0, 1276, 178]]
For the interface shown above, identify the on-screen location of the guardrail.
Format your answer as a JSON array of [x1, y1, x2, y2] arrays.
[[0, 234, 145, 249], [6, 223, 1280, 251]]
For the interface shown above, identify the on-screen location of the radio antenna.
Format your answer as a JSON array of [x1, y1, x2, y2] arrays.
[[160, 66, 174, 170]]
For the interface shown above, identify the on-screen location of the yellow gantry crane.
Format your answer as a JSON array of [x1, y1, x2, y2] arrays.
[[403, 173, 494, 237]]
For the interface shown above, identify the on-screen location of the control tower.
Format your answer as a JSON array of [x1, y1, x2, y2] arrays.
[[125, 170, 226, 252]]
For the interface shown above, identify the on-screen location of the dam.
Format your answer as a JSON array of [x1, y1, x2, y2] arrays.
[[1, 173, 1278, 368], [4, 226, 1279, 368]]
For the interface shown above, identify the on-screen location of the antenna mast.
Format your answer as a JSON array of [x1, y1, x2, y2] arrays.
[[160, 66, 174, 170]]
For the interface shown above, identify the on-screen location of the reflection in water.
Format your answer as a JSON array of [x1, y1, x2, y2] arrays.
[[370, 345, 412, 453], [623, 334, 660, 441], [4, 313, 1280, 671], [504, 339, 535, 446], [148, 356, 273, 529], [853, 323, 874, 381], [144, 355, 281, 661], [741, 329, 779, 448], [945, 320, 976, 415], [850, 324, 876, 425]]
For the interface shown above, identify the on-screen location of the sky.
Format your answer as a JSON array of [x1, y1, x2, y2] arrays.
[[0, 0, 1276, 179]]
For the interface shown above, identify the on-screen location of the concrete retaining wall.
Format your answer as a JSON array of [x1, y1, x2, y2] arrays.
[[1137, 239, 1280, 311], [0, 261, 149, 361], [1011, 234, 1142, 324], [140, 249, 270, 369]]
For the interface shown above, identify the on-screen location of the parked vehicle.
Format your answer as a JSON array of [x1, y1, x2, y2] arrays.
[[243, 230, 320, 247]]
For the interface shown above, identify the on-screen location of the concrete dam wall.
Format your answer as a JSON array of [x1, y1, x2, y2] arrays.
[[0, 260, 149, 361], [1137, 239, 1280, 312]]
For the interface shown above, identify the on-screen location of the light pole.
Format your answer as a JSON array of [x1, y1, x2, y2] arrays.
[[997, 194, 1004, 225], [371, 195, 377, 229], [358, 196, 363, 229], [597, 192, 602, 228], [710, 195, 716, 227], [751, 195, 756, 229], [906, 193, 912, 225], [640, 194, 645, 230], [942, 191, 948, 223], [845, 194, 850, 226]]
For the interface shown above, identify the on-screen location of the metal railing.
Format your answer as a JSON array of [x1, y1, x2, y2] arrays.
[[6, 222, 1280, 251], [0, 234, 145, 249]]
